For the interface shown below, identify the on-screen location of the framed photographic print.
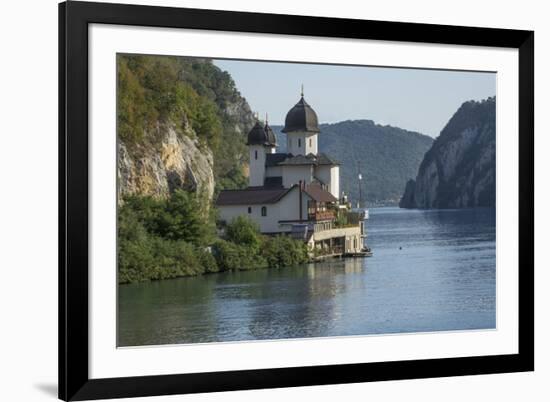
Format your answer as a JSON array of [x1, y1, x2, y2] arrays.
[[59, 1, 534, 400]]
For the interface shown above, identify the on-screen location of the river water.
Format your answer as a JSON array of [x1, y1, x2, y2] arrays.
[[118, 207, 496, 347]]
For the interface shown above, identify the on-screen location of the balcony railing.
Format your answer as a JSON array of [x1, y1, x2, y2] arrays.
[[308, 210, 335, 221], [314, 245, 343, 257]]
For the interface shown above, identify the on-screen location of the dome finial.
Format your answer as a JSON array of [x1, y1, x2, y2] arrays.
[[265, 112, 268, 125], [301, 83, 304, 97]]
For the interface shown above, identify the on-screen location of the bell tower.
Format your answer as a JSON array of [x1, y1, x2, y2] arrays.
[[247, 115, 277, 187], [282, 87, 320, 156]]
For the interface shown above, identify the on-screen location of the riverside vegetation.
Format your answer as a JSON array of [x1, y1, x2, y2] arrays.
[[118, 190, 308, 284]]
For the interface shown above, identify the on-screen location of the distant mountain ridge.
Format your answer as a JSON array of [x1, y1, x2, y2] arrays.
[[272, 121, 433, 205], [400, 97, 496, 209]]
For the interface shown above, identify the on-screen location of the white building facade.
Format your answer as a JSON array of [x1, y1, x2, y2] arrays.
[[216, 94, 363, 255]]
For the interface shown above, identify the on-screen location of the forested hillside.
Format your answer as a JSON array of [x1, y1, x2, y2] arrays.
[[273, 121, 433, 205], [117, 54, 254, 203]]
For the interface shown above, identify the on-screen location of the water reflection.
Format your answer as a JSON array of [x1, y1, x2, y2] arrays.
[[118, 207, 496, 346]]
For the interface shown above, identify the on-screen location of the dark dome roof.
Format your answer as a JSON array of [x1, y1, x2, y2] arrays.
[[247, 121, 268, 145], [264, 123, 277, 147], [282, 96, 320, 133], [247, 121, 277, 147]]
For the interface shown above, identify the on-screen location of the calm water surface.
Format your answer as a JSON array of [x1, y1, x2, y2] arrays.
[[118, 207, 496, 346]]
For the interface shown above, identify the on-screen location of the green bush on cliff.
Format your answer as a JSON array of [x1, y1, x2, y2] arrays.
[[117, 55, 221, 151], [117, 54, 250, 192]]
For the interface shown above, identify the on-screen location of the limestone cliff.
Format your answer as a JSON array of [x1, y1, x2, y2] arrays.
[[116, 55, 256, 206], [400, 97, 496, 209], [118, 121, 214, 204]]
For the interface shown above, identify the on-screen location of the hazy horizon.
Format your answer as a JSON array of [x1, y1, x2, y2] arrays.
[[214, 59, 496, 138]]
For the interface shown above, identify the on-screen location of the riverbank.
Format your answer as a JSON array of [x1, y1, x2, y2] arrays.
[[118, 192, 309, 284]]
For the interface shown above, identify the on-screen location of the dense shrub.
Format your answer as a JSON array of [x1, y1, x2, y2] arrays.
[[118, 191, 216, 283], [196, 247, 220, 274], [118, 193, 311, 284], [212, 240, 267, 271], [262, 235, 309, 269], [214, 217, 308, 271], [122, 190, 210, 246], [225, 216, 262, 254]]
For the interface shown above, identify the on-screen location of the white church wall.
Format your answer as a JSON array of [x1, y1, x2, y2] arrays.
[[218, 205, 247, 226], [286, 132, 306, 155], [305, 132, 318, 155], [286, 131, 318, 155], [265, 166, 283, 178], [276, 187, 309, 222], [218, 204, 285, 233], [330, 165, 340, 199], [248, 145, 266, 187], [217, 187, 309, 234], [314, 165, 340, 199], [315, 165, 331, 187], [282, 165, 313, 188]]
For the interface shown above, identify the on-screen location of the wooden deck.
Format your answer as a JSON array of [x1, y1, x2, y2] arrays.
[[345, 250, 373, 258], [312, 249, 373, 261]]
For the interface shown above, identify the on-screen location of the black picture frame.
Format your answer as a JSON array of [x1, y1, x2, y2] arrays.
[[59, 1, 534, 400]]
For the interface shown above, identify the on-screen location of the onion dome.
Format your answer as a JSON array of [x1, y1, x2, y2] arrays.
[[264, 121, 277, 147], [282, 95, 320, 133], [246, 121, 269, 146]]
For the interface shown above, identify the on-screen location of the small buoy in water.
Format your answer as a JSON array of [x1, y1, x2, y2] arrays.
[[399, 246, 402, 250]]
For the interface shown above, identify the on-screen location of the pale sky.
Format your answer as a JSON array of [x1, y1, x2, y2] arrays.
[[214, 59, 496, 138]]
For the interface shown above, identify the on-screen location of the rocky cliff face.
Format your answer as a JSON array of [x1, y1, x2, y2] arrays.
[[400, 97, 496, 209], [118, 121, 214, 204], [116, 55, 256, 206]]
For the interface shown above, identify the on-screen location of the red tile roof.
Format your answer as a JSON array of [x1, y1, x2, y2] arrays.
[[303, 183, 338, 203]]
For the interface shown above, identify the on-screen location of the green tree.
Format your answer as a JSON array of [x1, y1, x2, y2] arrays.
[[155, 190, 208, 245], [212, 240, 267, 271], [225, 216, 262, 253], [117, 191, 220, 283]]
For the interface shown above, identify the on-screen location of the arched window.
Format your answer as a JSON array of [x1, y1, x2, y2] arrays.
[[255, 150, 258, 160], [309, 138, 312, 147], [298, 138, 301, 148], [261, 206, 267, 216], [247, 207, 252, 214]]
